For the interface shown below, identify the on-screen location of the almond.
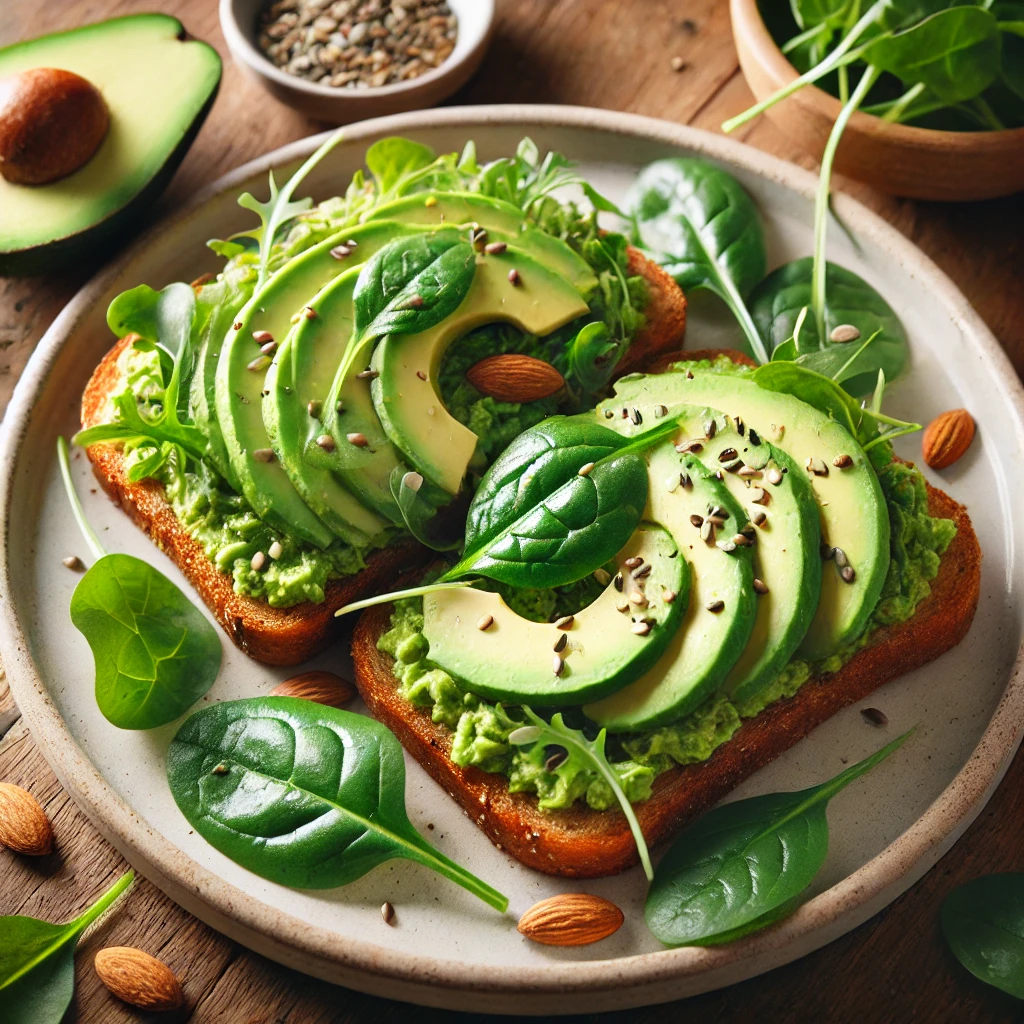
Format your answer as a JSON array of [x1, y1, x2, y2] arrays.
[[0, 782, 54, 856], [922, 409, 975, 470], [466, 354, 565, 404], [94, 947, 183, 1011], [517, 893, 624, 946], [270, 670, 356, 707]]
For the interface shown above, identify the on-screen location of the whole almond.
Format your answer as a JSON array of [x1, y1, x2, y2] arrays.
[[270, 670, 356, 707], [922, 409, 975, 470], [517, 893, 624, 946], [466, 354, 565, 403], [94, 947, 183, 1011], [0, 782, 54, 856]]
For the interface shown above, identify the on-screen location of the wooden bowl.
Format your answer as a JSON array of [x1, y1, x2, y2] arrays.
[[730, 0, 1024, 201]]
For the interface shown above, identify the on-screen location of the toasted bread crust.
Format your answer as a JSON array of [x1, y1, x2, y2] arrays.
[[79, 250, 688, 666], [352, 483, 980, 878]]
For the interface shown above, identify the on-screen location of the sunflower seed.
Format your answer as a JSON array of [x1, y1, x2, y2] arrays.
[[706, 599, 725, 613], [753, 578, 769, 594], [830, 324, 861, 343], [554, 615, 575, 630], [252, 447, 276, 463], [553, 633, 567, 652], [631, 621, 651, 636], [861, 706, 888, 726], [477, 614, 494, 631], [833, 453, 853, 468]]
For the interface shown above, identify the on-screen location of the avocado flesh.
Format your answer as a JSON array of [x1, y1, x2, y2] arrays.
[[0, 15, 221, 274], [597, 405, 823, 705], [370, 246, 590, 495], [423, 523, 687, 706], [216, 221, 422, 546], [610, 369, 889, 660], [365, 193, 597, 293], [583, 445, 756, 732]]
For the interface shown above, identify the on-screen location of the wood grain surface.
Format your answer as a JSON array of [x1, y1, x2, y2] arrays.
[[1, 1, 1022, 1021]]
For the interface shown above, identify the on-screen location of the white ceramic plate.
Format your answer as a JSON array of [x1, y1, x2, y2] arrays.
[[1, 106, 1022, 1015]]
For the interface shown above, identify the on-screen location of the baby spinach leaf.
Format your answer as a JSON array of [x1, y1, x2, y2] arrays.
[[863, 7, 1001, 103], [628, 158, 770, 363], [465, 417, 630, 552], [645, 731, 911, 947], [942, 874, 1024, 998], [566, 321, 623, 393], [58, 438, 222, 730], [365, 136, 437, 193], [748, 258, 908, 396], [0, 871, 134, 1024], [167, 697, 508, 911], [509, 708, 654, 880], [388, 467, 460, 552]]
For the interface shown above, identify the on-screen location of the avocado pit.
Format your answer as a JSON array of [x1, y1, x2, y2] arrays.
[[0, 67, 109, 185]]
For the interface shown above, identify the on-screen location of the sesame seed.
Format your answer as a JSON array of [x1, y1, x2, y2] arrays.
[[861, 706, 888, 726], [624, 556, 644, 570], [578, 462, 596, 477], [654, 404, 668, 418], [211, 763, 229, 775], [381, 902, 395, 925], [307, 400, 322, 418], [484, 241, 507, 255], [553, 654, 564, 676], [316, 434, 336, 452], [704, 419, 717, 440], [690, 514, 704, 528], [840, 565, 857, 583], [718, 447, 739, 463], [416, 370, 428, 381], [62, 555, 84, 571], [259, 340, 277, 356], [356, 369, 379, 380], [629, 590, 648, 607], [834, 453, 853, 468], [663, 589, 677, 603], [553, 633, 568, 652], [752, 510, 768, 527], [247, 355, 272, 373], [750, 487, 770, 505], [753, 578, 769, 594], [508, 268, 521, 285], [767, 467, 783, 485], [347, 432, 369, 447], [806, 457, 829, 477], [252, 330, 274, 344], [830, 324, 861, 344], [403, 472, 423, 492], [554, 615, 574, 630], [251, 551, 266, 571], [233, 322, 243, 331], [706, 599, 725, 613], [717, 540, 737, 553], [593, 567, 612, 585], [304, 306, 317, 319], [252, 448, 276, 463], [330, 245, 351, 259], [477, 614, 494, 631], [631, 621, 651, 636]]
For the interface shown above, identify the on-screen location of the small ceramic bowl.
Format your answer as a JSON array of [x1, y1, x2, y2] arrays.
[[220, 0, 494, 123], [730, 0, 1024, 201]]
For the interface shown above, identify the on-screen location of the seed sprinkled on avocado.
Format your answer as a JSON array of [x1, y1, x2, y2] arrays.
[[552, 654, 564, 676], [654, 404, 668, 418], [806, 457, 829, 477], [833, 547, 849, 568], [706, 599, 725, 613], [750, 487, 770, 505], [416, 370, 428, 381], [766, 467, 783, 485], [704, 418, 717, 439], [553, 633, 567, 653], [347, 432, 369, 448], [689, 513, 704, 528], [666, 475, 680, 492], [634, 563, 652, 579], [663, 589, 677, 603], [508, 268, 521, 286], [700, 520, 714, 543], [593, 568, 611, 585], [748, 428, 761, 446], [629, 590, 647, 608], [381, 902, 395, 925], [259, 340, 277, 356], [233, 322, 243, 331], [752, 510, 768, 527], [304, 306, 317, 319], [268, 541, 283, 560], [484, 241, 507, 255], [251, 551, 266, 571], [545, 747, 569, 771], [676, 439, 703, 454], [252, 448, 276, 463], [605, 409, 614, 419], [316, 434, 336, 452], [834, 453, 853, 468], [753, 578, 769, 594], [578, 462, 595, 477], [830, 323, 861, 343], [476, 614, 494, 632], [616, 600, 630, 613], [630, 408, 643, 426], [356, 369, 379, 380], [738, 465, 762, 478], [680, 472, 692, 489], [307, 399, 322, 418], [624, 557, 644, 570], [631, 621, 651, 636], [717, 540, 737, 553], [554, 615, 575, 630], [731, 533, 752, 547], [252, 330, 273, 344], [614, 573, 624, 591], [330, 245, 351, 259], [841, 565, 857, 583], [247, 355, 272, 373]]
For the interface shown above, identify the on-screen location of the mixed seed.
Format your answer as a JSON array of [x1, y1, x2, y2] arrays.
[[257, 0, 458, 90]]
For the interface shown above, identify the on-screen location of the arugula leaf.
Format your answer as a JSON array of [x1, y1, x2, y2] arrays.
[[58, 438, 222, 730], [0, 871, 134, 1024], [646, 731, 911, 946], [167, 697, 508, 911], [627, 158, 769, 363], [238, 128, 345, 291], [942, 874, 1024, 998], [509, 709, 654, 880]]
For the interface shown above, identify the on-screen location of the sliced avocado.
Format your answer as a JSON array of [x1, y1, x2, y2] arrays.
[[583, 445, 756, 732], [366, 193, 597, 293], [0, 15, 221, 274], [370, 245, 590, 495], [423, 523, 687, 707], [597, 405, 822, 705], [609, 368, 889, 660], [216, 221, 422, 545], [266, 264, 432, 525]]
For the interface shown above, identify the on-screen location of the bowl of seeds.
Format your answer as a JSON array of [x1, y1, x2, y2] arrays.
[[220, 0, 494, 123]]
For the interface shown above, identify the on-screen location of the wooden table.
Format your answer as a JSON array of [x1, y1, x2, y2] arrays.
[[2, 1, 1023, 1020]]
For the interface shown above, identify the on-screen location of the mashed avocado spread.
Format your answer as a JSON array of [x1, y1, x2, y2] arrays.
[[377, 434, 957, 812]]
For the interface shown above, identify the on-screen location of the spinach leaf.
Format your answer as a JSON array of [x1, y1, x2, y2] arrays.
[[942, 874, 1024, 998], [58, 438, 222, 730], [388, 467, 460, 552], [167, 697, 508, 911], [645, 731, 911, 947], [748, 257, 908, 396], [365, 136, 436, 193], [791, 0, 853, 29], [565, 321, 623, 394], [628, 158, 770, 364], [464, 417, 630, 552], [864, 7, 1001, 103], [509, 709, 654, 880], [0, 871, 134, 1024]]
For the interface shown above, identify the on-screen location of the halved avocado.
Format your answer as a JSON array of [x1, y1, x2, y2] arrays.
[[423, 524, 687, 706], [0, 15, 221, 275], [610, 368, 889, 660], [597, 403, 822, 705], [370, 245, 590, 495], [365, 193, 598, 293], [583, 445, 756, 732]]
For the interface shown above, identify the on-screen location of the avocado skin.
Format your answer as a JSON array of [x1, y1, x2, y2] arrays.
[[0, 19, 220, 276]]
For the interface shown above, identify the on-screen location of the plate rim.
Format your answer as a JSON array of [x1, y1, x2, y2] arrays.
[[2, 103, 1023, 1011]]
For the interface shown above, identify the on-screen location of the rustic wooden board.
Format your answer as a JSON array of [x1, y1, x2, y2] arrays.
[[1, 0, 1022, 1020]]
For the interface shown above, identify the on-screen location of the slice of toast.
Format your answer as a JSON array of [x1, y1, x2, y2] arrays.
[[79, 249, 688, 666], [350, 374, 981, 877]]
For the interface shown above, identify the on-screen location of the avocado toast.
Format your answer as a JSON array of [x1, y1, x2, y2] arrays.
[[351, 349, 980, 877], [77, 137, 687, 664]]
